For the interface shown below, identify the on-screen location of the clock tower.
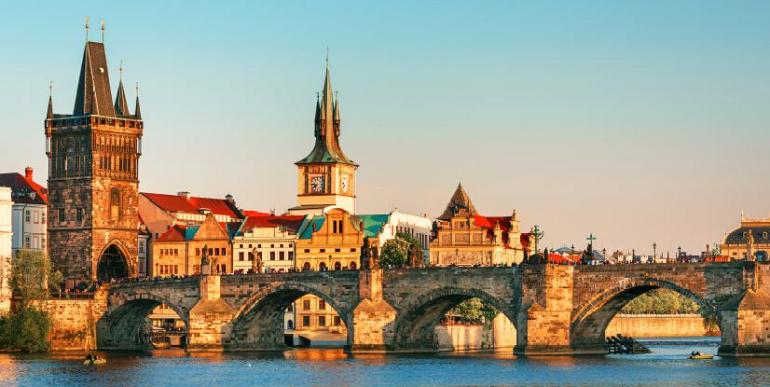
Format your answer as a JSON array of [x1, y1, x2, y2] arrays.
[[290, 61, 357, 215]]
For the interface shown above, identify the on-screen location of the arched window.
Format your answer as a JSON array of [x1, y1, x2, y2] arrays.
[[302, 262, 311, 271], [287, 320, 294, 330], [319, 262, 327, 271], [349, 262, 357, 270], [110, 188, 121, 221], [334, 262, 341, 271]]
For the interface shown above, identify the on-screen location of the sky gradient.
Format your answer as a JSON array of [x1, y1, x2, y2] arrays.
[[1, 1, 769, 255]]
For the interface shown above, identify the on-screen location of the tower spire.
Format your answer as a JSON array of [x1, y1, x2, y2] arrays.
[[47, 81, 54, 119], [84, 16, 90, 42], [100, 19, 105, 43], [134, 82, 142, 120], [114, 61, 130, 116]]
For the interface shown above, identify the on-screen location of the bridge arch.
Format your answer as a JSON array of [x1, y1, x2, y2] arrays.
[[392, 287, 517, 352], [570, 276, 718, 352], [97, 292, 189, 350], [227, 282, 351, 350]]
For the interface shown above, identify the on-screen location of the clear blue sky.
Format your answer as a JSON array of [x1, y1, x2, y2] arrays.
[[1, 1, 769, 255]]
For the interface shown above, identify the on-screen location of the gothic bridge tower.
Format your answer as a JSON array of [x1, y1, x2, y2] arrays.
[[290, 60, 358, 215], [45, 29, 143, 283]]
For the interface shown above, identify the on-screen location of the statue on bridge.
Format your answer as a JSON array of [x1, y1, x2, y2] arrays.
[[252, 247, 264, 273], [200, 244, 211, 276], [360, 238, 380, 270]]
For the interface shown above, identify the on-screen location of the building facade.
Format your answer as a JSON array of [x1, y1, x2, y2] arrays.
[[0, 187, 12, 315], [430, 183, 533, 266], [0, 168, 48, 253], [139, 192, 244, 240], [150, 212, 232, 277], [721, 215, 770, 261], [232, 214, 305, 274], [46, 39, 143, 283], [290, 63, 357, 216], [376, 210, 433, 263]]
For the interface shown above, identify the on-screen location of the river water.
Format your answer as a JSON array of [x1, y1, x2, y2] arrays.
[[1, 337, 769, 386]]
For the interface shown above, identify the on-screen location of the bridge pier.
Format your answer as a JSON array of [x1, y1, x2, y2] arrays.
[[718, 264, 770, 357], [514, 265, 579, 356], [187, 275, 235, 352], [347, 268, 397, 353]]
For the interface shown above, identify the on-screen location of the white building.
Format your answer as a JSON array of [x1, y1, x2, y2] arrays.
[[232, 214, 306, 274], [0, 168, 48, 253], [0, 187, 13, 315], [376, 210, 433, 263]]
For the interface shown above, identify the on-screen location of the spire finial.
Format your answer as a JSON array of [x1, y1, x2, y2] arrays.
[[48, 81, 53, 98], [119, 60, 124, 82], [326, 47, 329, 69], [100, 19, 105, 43], [84, 16, 90, 42], [135, 81, 139, 97]]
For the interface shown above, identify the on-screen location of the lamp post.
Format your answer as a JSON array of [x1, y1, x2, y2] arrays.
[[677, 246, 682, 260], [653, 242, 657, 258]]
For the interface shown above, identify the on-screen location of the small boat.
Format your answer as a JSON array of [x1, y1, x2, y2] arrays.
[[83, 356, 107, 365], [688, 353, 714, 360]]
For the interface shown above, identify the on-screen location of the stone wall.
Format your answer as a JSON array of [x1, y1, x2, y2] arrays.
[[36, 294, 107, 351], [606, 314, 710, 337], [435, 314, 517, 351]]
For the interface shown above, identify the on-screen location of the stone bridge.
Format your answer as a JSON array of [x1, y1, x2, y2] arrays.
[[92, 262, 770, 356]]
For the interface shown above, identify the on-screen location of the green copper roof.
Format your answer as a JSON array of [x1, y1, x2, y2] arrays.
[[356, 214, 389, 237], [297, 213, 389, 239]]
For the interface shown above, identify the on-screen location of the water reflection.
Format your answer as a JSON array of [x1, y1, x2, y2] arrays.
[[2, 338, 770, 386]]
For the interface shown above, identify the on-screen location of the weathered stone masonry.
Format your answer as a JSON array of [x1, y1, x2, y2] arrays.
[[48, 262, 770, 357]]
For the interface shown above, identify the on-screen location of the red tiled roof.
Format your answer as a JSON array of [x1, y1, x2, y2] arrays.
[[240, 215, 306, 235], [142, 192, 242, 219], [242, 210, 270, 217], [548, 253, 580, 264], [0, 171, 48, 205], [473, 215, 529, 250], [156, 225, 187, 242]]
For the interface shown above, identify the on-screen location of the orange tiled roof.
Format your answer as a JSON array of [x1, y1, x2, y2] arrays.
[[142, 192, 242, 219]]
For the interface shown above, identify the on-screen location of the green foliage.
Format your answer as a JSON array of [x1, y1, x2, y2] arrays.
[[621, 289, 701, 314], [1, 307, 51, 353], [11, 250, 54, 305], [0, 250, 55, 352], [380, 233, 423, 268], [447, 298, 499, 324]]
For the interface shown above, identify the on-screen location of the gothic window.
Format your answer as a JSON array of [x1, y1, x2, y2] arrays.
[[110, 188, 121, 221]]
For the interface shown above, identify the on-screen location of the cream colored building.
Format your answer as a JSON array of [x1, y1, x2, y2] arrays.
[[721, 214, 770, 261], [0, 187, 13, 315], [232, 215, 305, 274]]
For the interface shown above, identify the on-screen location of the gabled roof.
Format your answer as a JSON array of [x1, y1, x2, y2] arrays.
[[141, 192, 242, 219], [438, 183, 477, 221], [473, 214, 530, 250], [238, 215, 306, 236], [0, 170, 48, 205], [73, 42, 116, 117], [157, 225, 188, 242], [114, 79, 130, 116]]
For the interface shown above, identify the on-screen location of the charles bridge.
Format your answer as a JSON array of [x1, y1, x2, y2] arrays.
[[48, 262, 770, 356]]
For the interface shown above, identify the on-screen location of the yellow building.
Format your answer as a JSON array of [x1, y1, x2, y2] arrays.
[[150, 211, 233, 277], [430, 183, 534, 266], [720, 215, 770, 261]]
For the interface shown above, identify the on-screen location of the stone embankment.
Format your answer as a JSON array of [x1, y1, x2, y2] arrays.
[[606, 314, 717, 337]]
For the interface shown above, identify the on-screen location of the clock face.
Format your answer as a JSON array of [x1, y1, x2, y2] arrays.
[[311, 175, 325, 193], [341, 175, 349, 193]]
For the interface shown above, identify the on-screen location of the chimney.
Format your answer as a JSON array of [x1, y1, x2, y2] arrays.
[[178, 191, 191, 199], [225, 194, 235, 205], [24, 167, 33, 179]]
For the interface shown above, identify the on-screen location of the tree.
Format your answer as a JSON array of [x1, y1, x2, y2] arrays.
[[447, 298, 499, 324], [0, 250, 58, 352], [380, 232, 424, 268]]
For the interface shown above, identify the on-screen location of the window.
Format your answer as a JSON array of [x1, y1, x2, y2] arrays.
[[303, 300, 311, 310], [25, 210, 30, 222], [287, 320, 294, 330], [334, 248, 340, 253], [333, 316, 341, 326], [270, 252, 276, 261], [318, 316, 326, 327], [24, 234, 31, 248], [58, 208, 65, 222], [270, 244, 274, 248], [41, 211, 46, 225], [318, 299, 326, 310], [76, 208, 83, 222], [350, 248, 356, 252], [287, 304, 293, 312], [110, 188, 121, 220], [320, 249, 326, 253], [215, 248, 220, 256], [195, 248, 200, 256], [41, 236, 46, 249], [279, 252, 285, 260], [288, 252, 293, 261], [304, 249, 310, 253], [239, 252, 245, 261], [302, 316, 311, 327]]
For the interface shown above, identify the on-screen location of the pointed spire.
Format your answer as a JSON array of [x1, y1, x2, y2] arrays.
[[114, 62, 130, 116], [73, 41, 115, 116], [46, 82, 54, 119], [333, 92, 340, 123], [134, 82, 142, 120], [438, 182, 478, 220]]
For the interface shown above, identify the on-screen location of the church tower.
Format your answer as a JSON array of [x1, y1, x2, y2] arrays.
[[290, 60, 357, 215], [45, 27, 143, 282]]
